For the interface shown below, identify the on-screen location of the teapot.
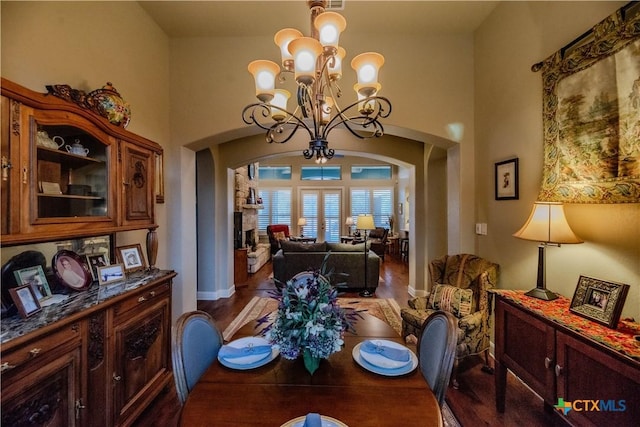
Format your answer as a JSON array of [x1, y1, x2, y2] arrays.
[[66, 139, 89, 156], [36, 131, 65, 149]]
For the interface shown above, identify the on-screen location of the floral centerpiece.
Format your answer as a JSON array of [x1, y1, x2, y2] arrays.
[[258, 255, 359, 374]]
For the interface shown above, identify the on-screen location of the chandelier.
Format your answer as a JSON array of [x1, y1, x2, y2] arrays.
[[242, 0, 392, 163]]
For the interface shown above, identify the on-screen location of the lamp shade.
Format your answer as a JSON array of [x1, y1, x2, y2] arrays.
[[247, 60, 280, 103], [513, 202, 583, 244], [351, 52, 384, 91], [274, 28, 303, 70], [288, 37, 323, 85], [314, 11, 346, 49], [345, 217, 354, 226], [270, 89, 291, 121], [297, 218, 307, 226], [356, 214, 375, 230]]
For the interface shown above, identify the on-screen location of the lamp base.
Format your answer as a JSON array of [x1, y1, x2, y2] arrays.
[[525, 287, 558, 301], [359, 288, 374, 298]]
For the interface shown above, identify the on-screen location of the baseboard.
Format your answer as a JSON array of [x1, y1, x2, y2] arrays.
[[197, 287, 235, 300]]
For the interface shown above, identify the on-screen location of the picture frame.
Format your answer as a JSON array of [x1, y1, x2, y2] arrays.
[[86, 254, 110, 281], [569, 275, 630, 329], [495, 158, 519, 200], [116, 244, 147, 273], [52, 250, 93, 291], [9, 284, 42, 318], [97, 263, 126, 286], [13, 265, 52, 302]]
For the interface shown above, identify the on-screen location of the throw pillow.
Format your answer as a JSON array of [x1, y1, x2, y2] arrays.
[[428, 284, 473, 318], [280, 241, 327, 252], [272, 231, 286, 242]]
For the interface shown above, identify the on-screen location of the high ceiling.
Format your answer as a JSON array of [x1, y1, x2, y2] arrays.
[[139, 1, 500, 38]]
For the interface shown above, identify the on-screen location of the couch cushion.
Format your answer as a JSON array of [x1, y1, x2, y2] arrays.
[[428, 284, 473, 318], [326, 242, 368, 252], [280, 241, 327, 252]]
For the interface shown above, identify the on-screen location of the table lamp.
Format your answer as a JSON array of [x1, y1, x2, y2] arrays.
[[297, 217, 307, 237], [356, 214, 376, 297], [345, 217, 354, 236], [513, 201, 583, 300]]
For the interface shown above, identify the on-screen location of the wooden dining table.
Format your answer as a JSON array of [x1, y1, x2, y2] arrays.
[[180, 313, 442, 427]]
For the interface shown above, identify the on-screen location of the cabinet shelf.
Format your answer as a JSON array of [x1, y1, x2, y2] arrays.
[[38, 193, 103, 200], [37, 146, 104, 168]]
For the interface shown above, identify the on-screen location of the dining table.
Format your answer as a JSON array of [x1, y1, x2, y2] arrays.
[[180, 312, 443, 427]]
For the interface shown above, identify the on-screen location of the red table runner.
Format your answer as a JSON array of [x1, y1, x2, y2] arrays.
[[490, 289, 640, 361]]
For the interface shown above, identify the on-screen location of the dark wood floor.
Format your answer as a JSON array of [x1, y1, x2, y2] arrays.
[[135, 253, 566, 427]]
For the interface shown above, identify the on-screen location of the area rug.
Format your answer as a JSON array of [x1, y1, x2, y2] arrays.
[[223, 296, 460, 427], [223, 296, 402, 341]]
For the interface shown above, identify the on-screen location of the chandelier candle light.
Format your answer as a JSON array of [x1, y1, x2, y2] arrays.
[[243, 0, 392, 163], [513, 201, 583, 300]]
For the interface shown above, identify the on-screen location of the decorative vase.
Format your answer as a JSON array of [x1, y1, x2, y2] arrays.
[[303, 348, 321, 375]]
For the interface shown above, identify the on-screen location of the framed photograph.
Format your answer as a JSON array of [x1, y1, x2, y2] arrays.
[[116, 244, 147, 273], [97, 264, 126, 286], [9, 285, 42, 318], [86, 254, 110, 281], [495, 158, 519, 200], [569, 276, 630, 329], [13, 265, 52, 302], [52, 250, 93, 291]]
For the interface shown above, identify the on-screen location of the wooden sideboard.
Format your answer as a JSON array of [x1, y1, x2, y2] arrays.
[[492, 290, 640, 427], [1, 270, 176, 427]]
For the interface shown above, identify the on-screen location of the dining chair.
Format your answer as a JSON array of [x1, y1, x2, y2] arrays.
[[417, 310, 457, 407], [172, 310, 223, 404]]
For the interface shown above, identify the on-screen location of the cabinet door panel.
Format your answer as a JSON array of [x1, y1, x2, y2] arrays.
[[556, 331, 640, 427], [498, 300, 556, 403], [112, 297, 170, 425], [1, 343, 82, 427], [120, 141, 154, 226]]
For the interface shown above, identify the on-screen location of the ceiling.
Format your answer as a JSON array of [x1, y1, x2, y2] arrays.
[[139, 1, 500, 38]]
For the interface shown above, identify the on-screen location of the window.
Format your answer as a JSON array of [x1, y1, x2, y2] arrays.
[[258, 165, 291, 180], [350, 188, 393, 229], [351, 165, 392, 180], [258, 189, 291, 231], [300, 166, 341, 180]]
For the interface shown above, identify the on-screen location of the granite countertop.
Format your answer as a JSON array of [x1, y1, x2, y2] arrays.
[[1, 269, 174, 345]]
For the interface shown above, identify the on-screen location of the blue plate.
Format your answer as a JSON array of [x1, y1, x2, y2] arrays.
[[218, 336, 279, 370], [352, 342, 418, 376]]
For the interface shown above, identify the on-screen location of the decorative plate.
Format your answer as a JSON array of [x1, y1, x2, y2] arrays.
[[280, 415, 348, 427], [352, 342, 418, 377]]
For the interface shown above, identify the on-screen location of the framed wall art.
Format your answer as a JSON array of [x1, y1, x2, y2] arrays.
[[533, 2, 640, 203], [495, 158, 519, 200], [9, 284, 42, 318], [116, 244, 147, 273], [569, 275, 630, 328]]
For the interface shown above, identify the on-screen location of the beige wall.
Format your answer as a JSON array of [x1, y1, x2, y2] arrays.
[[475, 1, 639, 320]]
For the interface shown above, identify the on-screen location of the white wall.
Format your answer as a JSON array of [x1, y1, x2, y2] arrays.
[[475, 1, 639, 320]]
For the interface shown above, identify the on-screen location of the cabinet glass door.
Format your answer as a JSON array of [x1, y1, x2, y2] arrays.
[[33, 121, 110, 220]]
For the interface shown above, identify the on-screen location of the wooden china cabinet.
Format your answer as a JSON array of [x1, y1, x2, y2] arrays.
[[1, 78, 172, 427]]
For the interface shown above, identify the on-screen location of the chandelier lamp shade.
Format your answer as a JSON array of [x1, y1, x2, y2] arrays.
[[513, 201, 583, 300], [242, 0, 392, 163]]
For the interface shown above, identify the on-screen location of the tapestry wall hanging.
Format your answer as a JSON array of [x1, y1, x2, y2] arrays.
[[533, 2, 640, 203]]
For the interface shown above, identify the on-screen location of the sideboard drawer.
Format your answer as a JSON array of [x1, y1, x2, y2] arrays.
[[113, 281, 170, 320], [1, 322, 81, 375]]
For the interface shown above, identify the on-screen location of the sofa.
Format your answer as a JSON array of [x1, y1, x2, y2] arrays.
[[272, 241, 380, 290]]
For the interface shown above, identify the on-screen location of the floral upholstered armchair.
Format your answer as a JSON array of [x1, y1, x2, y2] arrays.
[[401, 254, 499, 385]]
